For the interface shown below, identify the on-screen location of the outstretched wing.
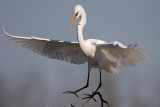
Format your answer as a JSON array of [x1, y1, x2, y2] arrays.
[[97, 41, 147, 74], [97, 41, 147, 67], [3, 28, 88, 65]]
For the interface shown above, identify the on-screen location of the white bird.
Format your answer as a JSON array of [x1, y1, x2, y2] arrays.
[[3, 5, 147, 102]]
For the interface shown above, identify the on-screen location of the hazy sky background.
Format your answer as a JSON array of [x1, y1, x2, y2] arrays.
[[0, 0, 160, 107]]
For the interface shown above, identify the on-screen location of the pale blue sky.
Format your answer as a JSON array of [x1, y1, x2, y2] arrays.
[[0, 0, 160, 107]]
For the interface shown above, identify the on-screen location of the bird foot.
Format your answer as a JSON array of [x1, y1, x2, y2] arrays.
[[63, 91, 79, 98], [82, 91, 97, 102], [82, 91, 110, 107]]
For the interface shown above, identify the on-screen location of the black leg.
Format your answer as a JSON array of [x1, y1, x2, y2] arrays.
[[63, 64, 91, 97], [82, 67, 110, 107], [95, 67, 102, 93], [82, 67, 102, 100]]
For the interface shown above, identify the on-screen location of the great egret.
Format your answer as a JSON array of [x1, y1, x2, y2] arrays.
[[3, 4, 147, 105]]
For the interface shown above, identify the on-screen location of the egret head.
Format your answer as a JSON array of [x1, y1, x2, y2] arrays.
[[70, 5, 85, 27]]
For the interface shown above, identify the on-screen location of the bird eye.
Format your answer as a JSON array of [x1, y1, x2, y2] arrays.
[[75, 12, 78, 16]]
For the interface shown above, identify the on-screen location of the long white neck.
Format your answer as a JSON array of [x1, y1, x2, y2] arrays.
[[77, 10, 87, 54]]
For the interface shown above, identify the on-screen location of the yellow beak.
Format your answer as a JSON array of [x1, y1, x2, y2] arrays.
[[69, 13, 77, 27]]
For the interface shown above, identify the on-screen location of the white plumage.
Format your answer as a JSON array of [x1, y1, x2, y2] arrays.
[[3, 27, 147, 74], [3, 5, 147, 74]]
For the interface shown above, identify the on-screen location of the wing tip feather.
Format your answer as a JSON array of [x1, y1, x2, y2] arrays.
[[2, 27, 9, 37]]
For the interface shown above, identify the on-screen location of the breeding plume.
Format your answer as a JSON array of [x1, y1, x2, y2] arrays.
[[3, 5, 147, 106]]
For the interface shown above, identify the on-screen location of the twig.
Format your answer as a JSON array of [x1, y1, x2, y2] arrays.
[[81, 98, 90, 107]]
